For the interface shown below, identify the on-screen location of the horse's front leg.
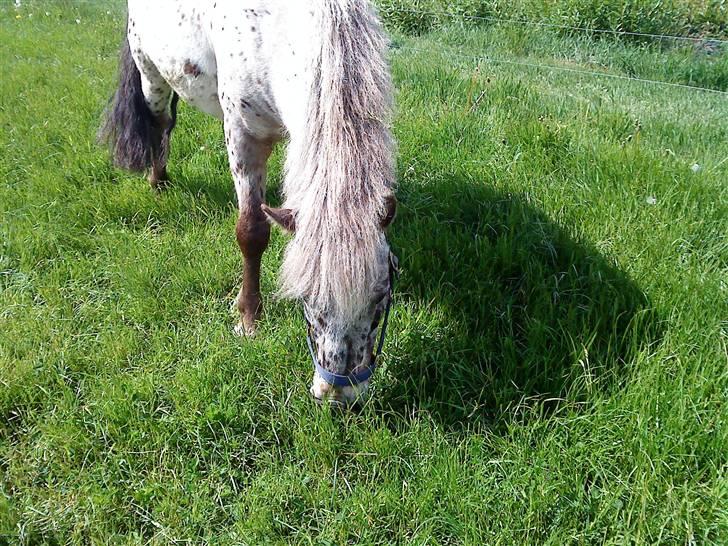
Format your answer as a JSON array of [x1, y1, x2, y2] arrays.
[[224, 121, 273, 337]]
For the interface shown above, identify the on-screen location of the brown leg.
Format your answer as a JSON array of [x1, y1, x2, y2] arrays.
[[149, 146, 169, 189], [235, 209, 271, 336], [223, 117, 273, 336], [148, 160, 169, 190], [147, 95, 178, 191]]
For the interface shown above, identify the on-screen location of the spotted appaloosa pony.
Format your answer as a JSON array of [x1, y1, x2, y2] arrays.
[[100, 0, 397, 406]]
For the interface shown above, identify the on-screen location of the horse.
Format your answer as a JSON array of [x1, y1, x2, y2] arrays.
[[100, 0, 398, 407]]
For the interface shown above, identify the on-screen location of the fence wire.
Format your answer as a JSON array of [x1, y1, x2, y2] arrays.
[[397, 44, 728, 96], [394, 7, 728, 45], [390, 7, 728, 97]]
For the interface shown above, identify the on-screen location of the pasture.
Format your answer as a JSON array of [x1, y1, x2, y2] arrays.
[[1, 1, 727, 543]]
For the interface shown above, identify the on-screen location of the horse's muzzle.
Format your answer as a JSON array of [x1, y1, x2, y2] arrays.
[[310, 372, 371, 409]]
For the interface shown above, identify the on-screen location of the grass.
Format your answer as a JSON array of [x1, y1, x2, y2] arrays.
[[375, 0, 728, 39], [1, 1, 727, 544]]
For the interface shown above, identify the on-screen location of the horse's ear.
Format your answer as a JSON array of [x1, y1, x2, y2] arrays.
[[261, 204, 296, 233], [381, 194, 397, 229]]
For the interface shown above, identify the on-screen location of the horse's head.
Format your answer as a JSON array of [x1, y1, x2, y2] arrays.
[[263, 196, 397, 407]]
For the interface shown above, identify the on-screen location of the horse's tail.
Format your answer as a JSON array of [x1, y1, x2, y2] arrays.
[[98, 31, 154, 172]]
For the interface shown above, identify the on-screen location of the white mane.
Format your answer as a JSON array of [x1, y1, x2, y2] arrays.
[[279, 0, 395, 322]]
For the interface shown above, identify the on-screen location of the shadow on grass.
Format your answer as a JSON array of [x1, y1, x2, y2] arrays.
[[164, 143, 286, 213], [375, 171, 660, 431], [171, 174, 238, 212], [156, 155, 659, 433]]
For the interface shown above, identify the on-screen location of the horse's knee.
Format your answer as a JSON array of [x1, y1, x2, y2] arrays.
[[236, 215, 270, 259]]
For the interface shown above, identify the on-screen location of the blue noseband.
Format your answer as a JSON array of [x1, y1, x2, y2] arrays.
[[304, 253, 398, 387]]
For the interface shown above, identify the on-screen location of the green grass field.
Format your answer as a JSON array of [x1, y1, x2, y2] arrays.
[[376, 0, 728, 40], [1, 1, 727, 544]]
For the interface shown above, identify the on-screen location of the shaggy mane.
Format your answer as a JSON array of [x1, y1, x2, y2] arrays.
[[280, 0, 395, 322]]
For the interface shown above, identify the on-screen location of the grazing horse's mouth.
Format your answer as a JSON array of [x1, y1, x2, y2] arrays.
[[304, 252, 399, 407]]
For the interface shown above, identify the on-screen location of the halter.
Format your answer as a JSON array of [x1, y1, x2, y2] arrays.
[[304, 253, 398, 387]]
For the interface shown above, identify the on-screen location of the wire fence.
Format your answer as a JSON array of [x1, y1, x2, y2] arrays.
[[394, 7, 728, 45], [390, 8, 728, 97], [10, 0, 727, 96], [399, 45, 728, 96]]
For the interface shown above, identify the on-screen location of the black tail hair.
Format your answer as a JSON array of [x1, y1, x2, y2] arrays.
[[98, 33, 157, 172]]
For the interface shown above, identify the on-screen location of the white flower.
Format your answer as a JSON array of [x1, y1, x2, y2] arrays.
[[691, 163, 701, 173], [75, 18, 81, 24]]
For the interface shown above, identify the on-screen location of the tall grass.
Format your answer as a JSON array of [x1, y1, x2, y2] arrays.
[[375, 0, 728, 38], [1, 1, 727, 543]]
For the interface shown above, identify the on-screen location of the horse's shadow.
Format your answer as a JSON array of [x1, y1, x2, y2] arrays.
[[375, 171, 659, 430], [166, 151, 659, 431]]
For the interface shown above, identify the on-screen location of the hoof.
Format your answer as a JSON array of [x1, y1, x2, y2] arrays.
[[233, 321, 256, 338], [232, 293, 262, 338], [149, 178, 171, 192]]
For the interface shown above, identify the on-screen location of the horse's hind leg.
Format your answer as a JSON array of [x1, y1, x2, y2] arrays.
[[149, 92, 179, 190], [138, 64, 177, 190], [224, 121, 273, 336]]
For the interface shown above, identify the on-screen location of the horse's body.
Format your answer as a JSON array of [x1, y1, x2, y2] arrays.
[[127, 0, 311, 137], [102, 0, 396, 405]]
